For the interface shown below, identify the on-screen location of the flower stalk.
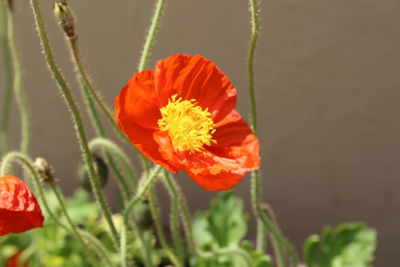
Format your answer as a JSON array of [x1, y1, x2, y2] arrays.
[[138, 0, 166, 71], [29, 0, 119, 250], [5, 1, 30, 154], [0, 0, 13, 154], [120, 165, 163, 267]]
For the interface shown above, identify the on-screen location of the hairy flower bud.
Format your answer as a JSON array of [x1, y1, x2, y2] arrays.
[[34, 157, 56, 183], [79, 154, 109, 192], [133, 199, 153, 231], [54, 1, 76, 40]]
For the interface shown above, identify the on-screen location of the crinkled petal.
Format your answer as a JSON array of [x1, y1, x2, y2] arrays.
[[115, 70, 161, 129], [210, 110, 260, 172], [0, 176, 44, 236], [154, 54, 237, 123], [115, 117, 179, 173], [186, 169, 247, 191]]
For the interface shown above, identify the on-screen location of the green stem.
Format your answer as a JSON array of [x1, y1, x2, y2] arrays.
[[66, 34, 148, 173], [65, 30, 139, 205], [148, 189, 182, 267], [161, 172, 184, 263], [248, 0, 259, 134], [89, 137, 138, 190], [5, 5, 29, 154], [120, 165, 162, 267], [29, 0, 118, 250], [138, 0, 165, 71], [263, 204, 285, 267], [247, 0, 267, 253], [162, 172, 196, 256], [260, 211, 298, 266], [0, 0, 13, 155], [0, 152, 113, 267], [68, 40, 106, 137], [88, 137, 133, 204]]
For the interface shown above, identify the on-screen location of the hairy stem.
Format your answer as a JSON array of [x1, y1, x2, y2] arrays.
[[247, 0, 267, 253], [5, 4, 30, 154], [0, 0, 13, 154], [120, 165, 162, 267], [138, 0, 166, 71], [161, 172, 184, 263], [148, 189, 182, 267], [89, 137, 138, 191], [66, 39, 136, 203], [29, 0, 118, 249]]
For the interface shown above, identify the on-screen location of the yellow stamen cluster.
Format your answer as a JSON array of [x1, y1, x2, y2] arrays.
[[158, 94, 216, 153]]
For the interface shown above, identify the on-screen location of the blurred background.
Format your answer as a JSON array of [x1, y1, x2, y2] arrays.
[[1, 0, 399, 265]]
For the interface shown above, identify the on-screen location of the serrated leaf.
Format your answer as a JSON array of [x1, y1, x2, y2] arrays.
[[192, 191, 248, 248], [302, 222, 377, 267]]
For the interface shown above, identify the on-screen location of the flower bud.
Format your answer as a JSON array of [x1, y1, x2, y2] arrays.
[[54, 1, 76, 40], [79, 154, 109, 192], [34, 157, 56, 183], [133, 199, 153, 231]]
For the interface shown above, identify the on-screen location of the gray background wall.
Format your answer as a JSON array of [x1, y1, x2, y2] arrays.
[[1, 0, 399, 265]]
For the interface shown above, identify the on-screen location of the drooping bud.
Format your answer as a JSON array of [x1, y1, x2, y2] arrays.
[[34, 157, 57, 183], [5, 0, 13, 10], [133, 199, 153, 231], [79, 154, 109, 192], [54, 0, 76, 40]]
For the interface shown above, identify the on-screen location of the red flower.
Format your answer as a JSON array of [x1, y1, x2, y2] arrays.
[[6, 251, 28, 267], [0, 175, 44, 236], [115, 54, 260, 191]]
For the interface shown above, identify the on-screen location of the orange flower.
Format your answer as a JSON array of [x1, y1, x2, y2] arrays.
[[6, 251, 28, 267], [115, 54, 260, 190], [0, 175, 44, 236]]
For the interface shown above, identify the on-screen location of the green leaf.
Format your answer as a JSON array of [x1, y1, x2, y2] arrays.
[[192, 191, 248, 249], [303, 234, 320, 267], [302, 222, 377, 267]]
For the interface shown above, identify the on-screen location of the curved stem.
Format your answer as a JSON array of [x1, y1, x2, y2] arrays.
[[0, 152, 112, 267], [162, 172, 196, 256], [248, 0, 259, 134], [64, 28, 139, 205], [0, 0, 13, 155], [260, 210, 298, 266], [120, 165, 162, 267], [5, 5, 29, 154], [160, 172, 184, 263], [29, 0, 118, 249], [246, 0, 267, 253], [89, 137, 138, 190], [66, 35, 148, 172], [138, 0, 165, 71], [88, 137, 133, 203], [148, 189, 182, 267]]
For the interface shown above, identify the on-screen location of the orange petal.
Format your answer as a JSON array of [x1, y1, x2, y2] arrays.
[[116, 117, 179, 173], [186, 169, 247, 191], [0, 176, 44, 236], [115, 70, 161, 129], [154, 54, 237, 123], [210, 110, 260, 171]]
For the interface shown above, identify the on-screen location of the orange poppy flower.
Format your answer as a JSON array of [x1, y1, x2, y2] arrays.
[[0, 175, 44, 236], [115, 54, 260, 190]]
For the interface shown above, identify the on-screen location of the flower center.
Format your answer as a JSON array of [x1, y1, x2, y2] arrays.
[[158, 94, 216, 153]]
